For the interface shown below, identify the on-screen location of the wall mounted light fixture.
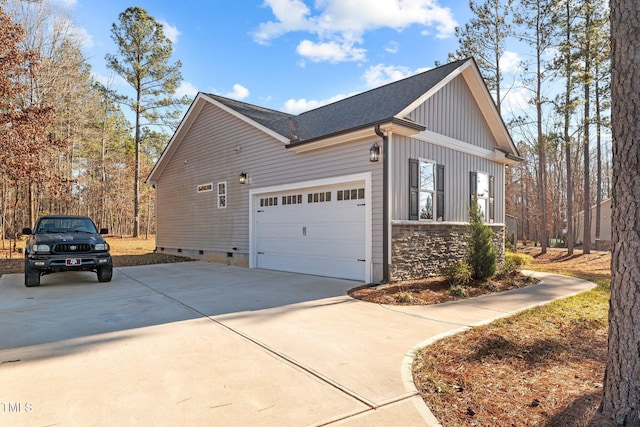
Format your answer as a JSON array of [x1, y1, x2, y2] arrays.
[[239, 171, 248, 184], [369, 143, 380, 162]]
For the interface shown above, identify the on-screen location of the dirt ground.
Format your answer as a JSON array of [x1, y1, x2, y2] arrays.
[[0, 236, 189, 278]]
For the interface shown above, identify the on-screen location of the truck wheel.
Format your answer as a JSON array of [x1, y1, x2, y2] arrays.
[[97, 265, 113, 282], [24, 258, 40, 287]]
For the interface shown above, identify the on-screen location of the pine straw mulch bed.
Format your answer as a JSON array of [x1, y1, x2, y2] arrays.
[[348, 273, 538, 305], [351, 248, 616, 426]]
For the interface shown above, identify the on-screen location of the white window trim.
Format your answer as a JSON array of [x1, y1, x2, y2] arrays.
[[418, 158, 437, 222], [217, 181, 227, 209], [197, 182, 213, 193], [476, 171, 490, 222]]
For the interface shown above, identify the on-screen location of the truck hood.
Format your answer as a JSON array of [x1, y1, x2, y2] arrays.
[[32, 233, 106, 245]]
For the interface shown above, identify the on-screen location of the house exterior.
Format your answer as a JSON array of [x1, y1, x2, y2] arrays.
[[574, 198, 612, 250], [147, 58, 522, 284]]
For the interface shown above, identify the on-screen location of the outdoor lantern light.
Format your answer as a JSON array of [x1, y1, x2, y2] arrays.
[[239, 171, 248, 184], [369, 143, 380, 162]]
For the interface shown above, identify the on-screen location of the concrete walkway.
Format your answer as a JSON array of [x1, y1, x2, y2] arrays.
[[0, 264, 595, 426]]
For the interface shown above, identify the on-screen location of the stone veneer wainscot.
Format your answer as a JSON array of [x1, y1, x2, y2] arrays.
[[390, 221, 505, 282]]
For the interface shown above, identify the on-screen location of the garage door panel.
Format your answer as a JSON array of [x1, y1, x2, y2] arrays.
[[253, 181, 367, 281], [256, 253, 365, 280]]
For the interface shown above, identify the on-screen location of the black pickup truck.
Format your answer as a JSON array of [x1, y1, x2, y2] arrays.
[[22, 215, 113, 287]]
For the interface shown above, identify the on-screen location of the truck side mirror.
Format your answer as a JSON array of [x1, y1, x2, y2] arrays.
[[99, 228, 108, 235], [22, 228, 33, 235]]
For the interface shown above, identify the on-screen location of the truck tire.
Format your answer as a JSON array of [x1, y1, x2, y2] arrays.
[[24, 257, 40, 287], [97, 265, 113, 282]]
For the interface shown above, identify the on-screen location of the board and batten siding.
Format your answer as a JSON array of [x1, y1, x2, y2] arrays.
[[391, 135, 505, 223], [408, 74, 495, 151], [155, 102, 384, 266]]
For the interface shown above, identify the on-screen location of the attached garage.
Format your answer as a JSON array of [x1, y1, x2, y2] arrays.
[[250, 174, 372, 282]]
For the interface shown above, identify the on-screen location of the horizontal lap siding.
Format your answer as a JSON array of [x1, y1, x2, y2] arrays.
[[156, 103, 384, 263]]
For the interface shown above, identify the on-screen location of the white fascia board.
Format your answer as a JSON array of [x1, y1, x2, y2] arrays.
[[288, 128, 376, 153], [289, 121, 421, 153], [414, 130, 516, 164], [199, 93, 290, 145]]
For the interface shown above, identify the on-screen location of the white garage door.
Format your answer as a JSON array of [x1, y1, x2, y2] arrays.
[[253, 181, 367, 281]]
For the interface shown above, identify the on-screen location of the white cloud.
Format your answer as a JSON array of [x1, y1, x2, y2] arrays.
[[504, 87, 531, 111], [281, 93, 353, 114], [254, 0, 312, 44], [254, 0, 457, 62], [363, 64, 430, 88], [176, 81, 198, 98], [500, 51, 523, 74], [159, 20, 181, 44], [224, 84, 250, 100], [384, 41, 399, 54], [296, 39, 366, 63], [71, 26, 94, 48]]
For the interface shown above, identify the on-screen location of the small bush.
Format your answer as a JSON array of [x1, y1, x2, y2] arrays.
[[506, 252, 532, 267], [482, 282, 499, 292], [449, 285, 468, 297], [395, 291, 415, 304], [496, 252, 533, 280], [441, 261, 472, 287]]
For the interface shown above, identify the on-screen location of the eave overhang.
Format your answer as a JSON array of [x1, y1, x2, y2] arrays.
[[287, 117, 425, 153]]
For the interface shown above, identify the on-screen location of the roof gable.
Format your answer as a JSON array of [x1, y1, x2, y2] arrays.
[[149, 58, 519, 183]]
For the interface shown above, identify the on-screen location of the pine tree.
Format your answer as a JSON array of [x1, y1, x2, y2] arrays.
[[467, 197, 497, 281], [601, 0, 640, 423], [450, 0, 514, 115], [106, 7, 188, 237]]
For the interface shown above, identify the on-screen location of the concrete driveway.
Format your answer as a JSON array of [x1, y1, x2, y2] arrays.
[[0, 262, 595, 426]]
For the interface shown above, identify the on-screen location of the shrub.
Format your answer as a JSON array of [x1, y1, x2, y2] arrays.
[[441, 261, 472, 287], [448, 285, 468, 297], [496, 252, 533, 279], [395, 291, 415, 304], [482, 282, 499, 292], [506, 252, 532, 267], [467, 197, 497, 281]]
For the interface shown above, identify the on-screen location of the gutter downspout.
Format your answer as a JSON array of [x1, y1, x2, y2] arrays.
[[375, 124, 389, 283]]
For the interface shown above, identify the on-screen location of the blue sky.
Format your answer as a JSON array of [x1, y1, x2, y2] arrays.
[[51, 0, 525, 116]]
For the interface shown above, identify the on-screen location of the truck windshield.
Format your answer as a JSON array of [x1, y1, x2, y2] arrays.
[[36, 218, 98, 234]]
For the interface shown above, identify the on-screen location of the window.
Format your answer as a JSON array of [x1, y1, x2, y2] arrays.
[[217, 181, 227, 208], [308, 191, 332, 203], [282, 194, 303, 205], [337, 188, 364, 201], [197, 183, 213, 193], [409, 159, 444, 221], [470, 172, 494, 223], [419, 162, 435, 220], [260, 197, 278, 207]]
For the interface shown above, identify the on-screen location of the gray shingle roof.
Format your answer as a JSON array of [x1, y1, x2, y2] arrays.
[[207, 59, 469, 144]]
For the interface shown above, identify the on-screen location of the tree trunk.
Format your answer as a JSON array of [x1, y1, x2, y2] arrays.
[[600, 0, 640, 424], [536, 12, 547, 254], [582, 10, 591, 255], [133, 84, 141, 238], [595, 58, 603, 251], [564, 0, 574, 255]]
